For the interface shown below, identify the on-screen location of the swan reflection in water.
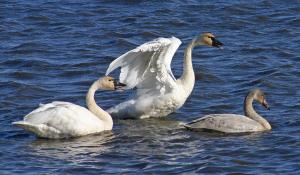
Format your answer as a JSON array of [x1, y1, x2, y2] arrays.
[[27, 131, 115, 164]]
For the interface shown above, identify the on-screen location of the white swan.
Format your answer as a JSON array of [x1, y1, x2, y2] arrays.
[[106, 33, 223, 119], [12, 76, 126, 139], [183, 89, 272, 133]]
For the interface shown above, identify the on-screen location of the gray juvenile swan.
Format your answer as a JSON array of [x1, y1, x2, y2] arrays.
[[183, 89, 271, 133]]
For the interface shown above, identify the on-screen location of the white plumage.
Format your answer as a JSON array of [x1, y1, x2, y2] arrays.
[[12, 76, 124, 139], [106, 37, 182, 119], [106, 33, 223, 119], [13, 102, 109, 138], [106, 37, 180, 90]]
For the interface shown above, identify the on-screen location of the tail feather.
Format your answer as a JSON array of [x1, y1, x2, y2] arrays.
[[12, 121, 61, 138], [179, 122, 200, 131]]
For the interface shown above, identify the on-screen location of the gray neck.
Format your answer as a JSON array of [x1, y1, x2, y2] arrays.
[[178, 39, 196, 94], [244, 94, 271, 130], [86, 81, 113, 130]]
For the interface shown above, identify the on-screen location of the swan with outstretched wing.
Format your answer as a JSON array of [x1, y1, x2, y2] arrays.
[[106, 33, 223, 119]]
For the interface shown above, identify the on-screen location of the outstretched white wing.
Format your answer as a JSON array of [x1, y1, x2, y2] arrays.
[[106, 37, 181, 95]]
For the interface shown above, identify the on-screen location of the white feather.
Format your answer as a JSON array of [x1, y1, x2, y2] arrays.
[[13, 101, 109, 138], [106, 37, 189, 119], [106, 37, 181, 91]]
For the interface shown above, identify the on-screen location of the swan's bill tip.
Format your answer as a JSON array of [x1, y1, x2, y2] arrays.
[[115, 82, 127, 90], [262, 101, 270, 110], [211, 37, 223, 48]]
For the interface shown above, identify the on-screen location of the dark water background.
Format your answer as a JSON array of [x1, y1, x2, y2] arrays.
[[1, 1, 300, 174]]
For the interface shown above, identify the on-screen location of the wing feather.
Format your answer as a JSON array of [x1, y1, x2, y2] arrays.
[[185, 114, 263, 133], [106, 37, 181, 93]]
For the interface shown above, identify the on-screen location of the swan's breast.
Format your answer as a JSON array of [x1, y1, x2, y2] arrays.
[[148, 88, 186, 117]]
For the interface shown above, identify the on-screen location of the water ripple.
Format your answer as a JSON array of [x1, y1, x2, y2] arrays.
[[1, 1, 300, 174]]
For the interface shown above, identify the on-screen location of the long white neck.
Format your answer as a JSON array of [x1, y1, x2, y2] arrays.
[[178, 39, 196, 95], [244, 95, 271, 130], [86, 81, 113, 130]]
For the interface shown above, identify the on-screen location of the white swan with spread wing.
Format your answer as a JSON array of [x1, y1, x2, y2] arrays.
[[183, 89, 272, 133], [106, 33, 223, 119], [12, 76, 126, 139]]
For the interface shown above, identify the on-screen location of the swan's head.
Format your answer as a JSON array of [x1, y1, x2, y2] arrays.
[[195, 33, 223, 48], [252, 89, 270, 110], [98, 76, 127, 91]]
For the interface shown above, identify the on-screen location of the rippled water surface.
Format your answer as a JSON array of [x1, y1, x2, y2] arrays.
[[1, 1, 300, 174]]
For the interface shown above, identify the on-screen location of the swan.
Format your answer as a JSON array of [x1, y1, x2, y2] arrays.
[[12, 76, 126, 139], [105, 33, 223, 119], [183, 89, 272, 133]]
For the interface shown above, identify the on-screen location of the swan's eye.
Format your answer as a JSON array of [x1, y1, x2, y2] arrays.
[[260, 95, 265, 101]]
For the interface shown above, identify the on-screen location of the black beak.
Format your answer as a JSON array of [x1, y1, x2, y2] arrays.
[[211, 37, 223, 48], [262, 99, 270, 110], [114, 80, 127, 90]]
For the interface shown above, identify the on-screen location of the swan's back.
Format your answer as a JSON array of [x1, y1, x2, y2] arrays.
[[13, 101, 107, 138], [184, 114, 265, 133]]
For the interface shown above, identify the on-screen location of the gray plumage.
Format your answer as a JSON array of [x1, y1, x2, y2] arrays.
[[183, 89, 271, 133]]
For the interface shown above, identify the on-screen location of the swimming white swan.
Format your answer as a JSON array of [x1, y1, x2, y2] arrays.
[[183, 89, 272, 133], [12, 76, 126, 139], [106, 33, 223, 119]]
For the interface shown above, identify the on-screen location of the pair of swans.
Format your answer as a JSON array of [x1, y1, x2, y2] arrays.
[[13, 33, 271, 138], [105, 33, 271, 133]]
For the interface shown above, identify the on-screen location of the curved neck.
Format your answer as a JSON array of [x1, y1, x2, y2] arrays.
[[178, 39, 196, 94], [244, 95, 271, 130], [86, 81, 113, 130]]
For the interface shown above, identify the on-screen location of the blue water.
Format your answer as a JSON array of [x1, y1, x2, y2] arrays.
[[1, 1, 300, 174]]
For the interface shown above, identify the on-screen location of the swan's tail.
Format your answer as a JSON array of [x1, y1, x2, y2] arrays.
[[178, 121, 190, 129], [179, 121, 201, 131], [12, 121, 61, 138]]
